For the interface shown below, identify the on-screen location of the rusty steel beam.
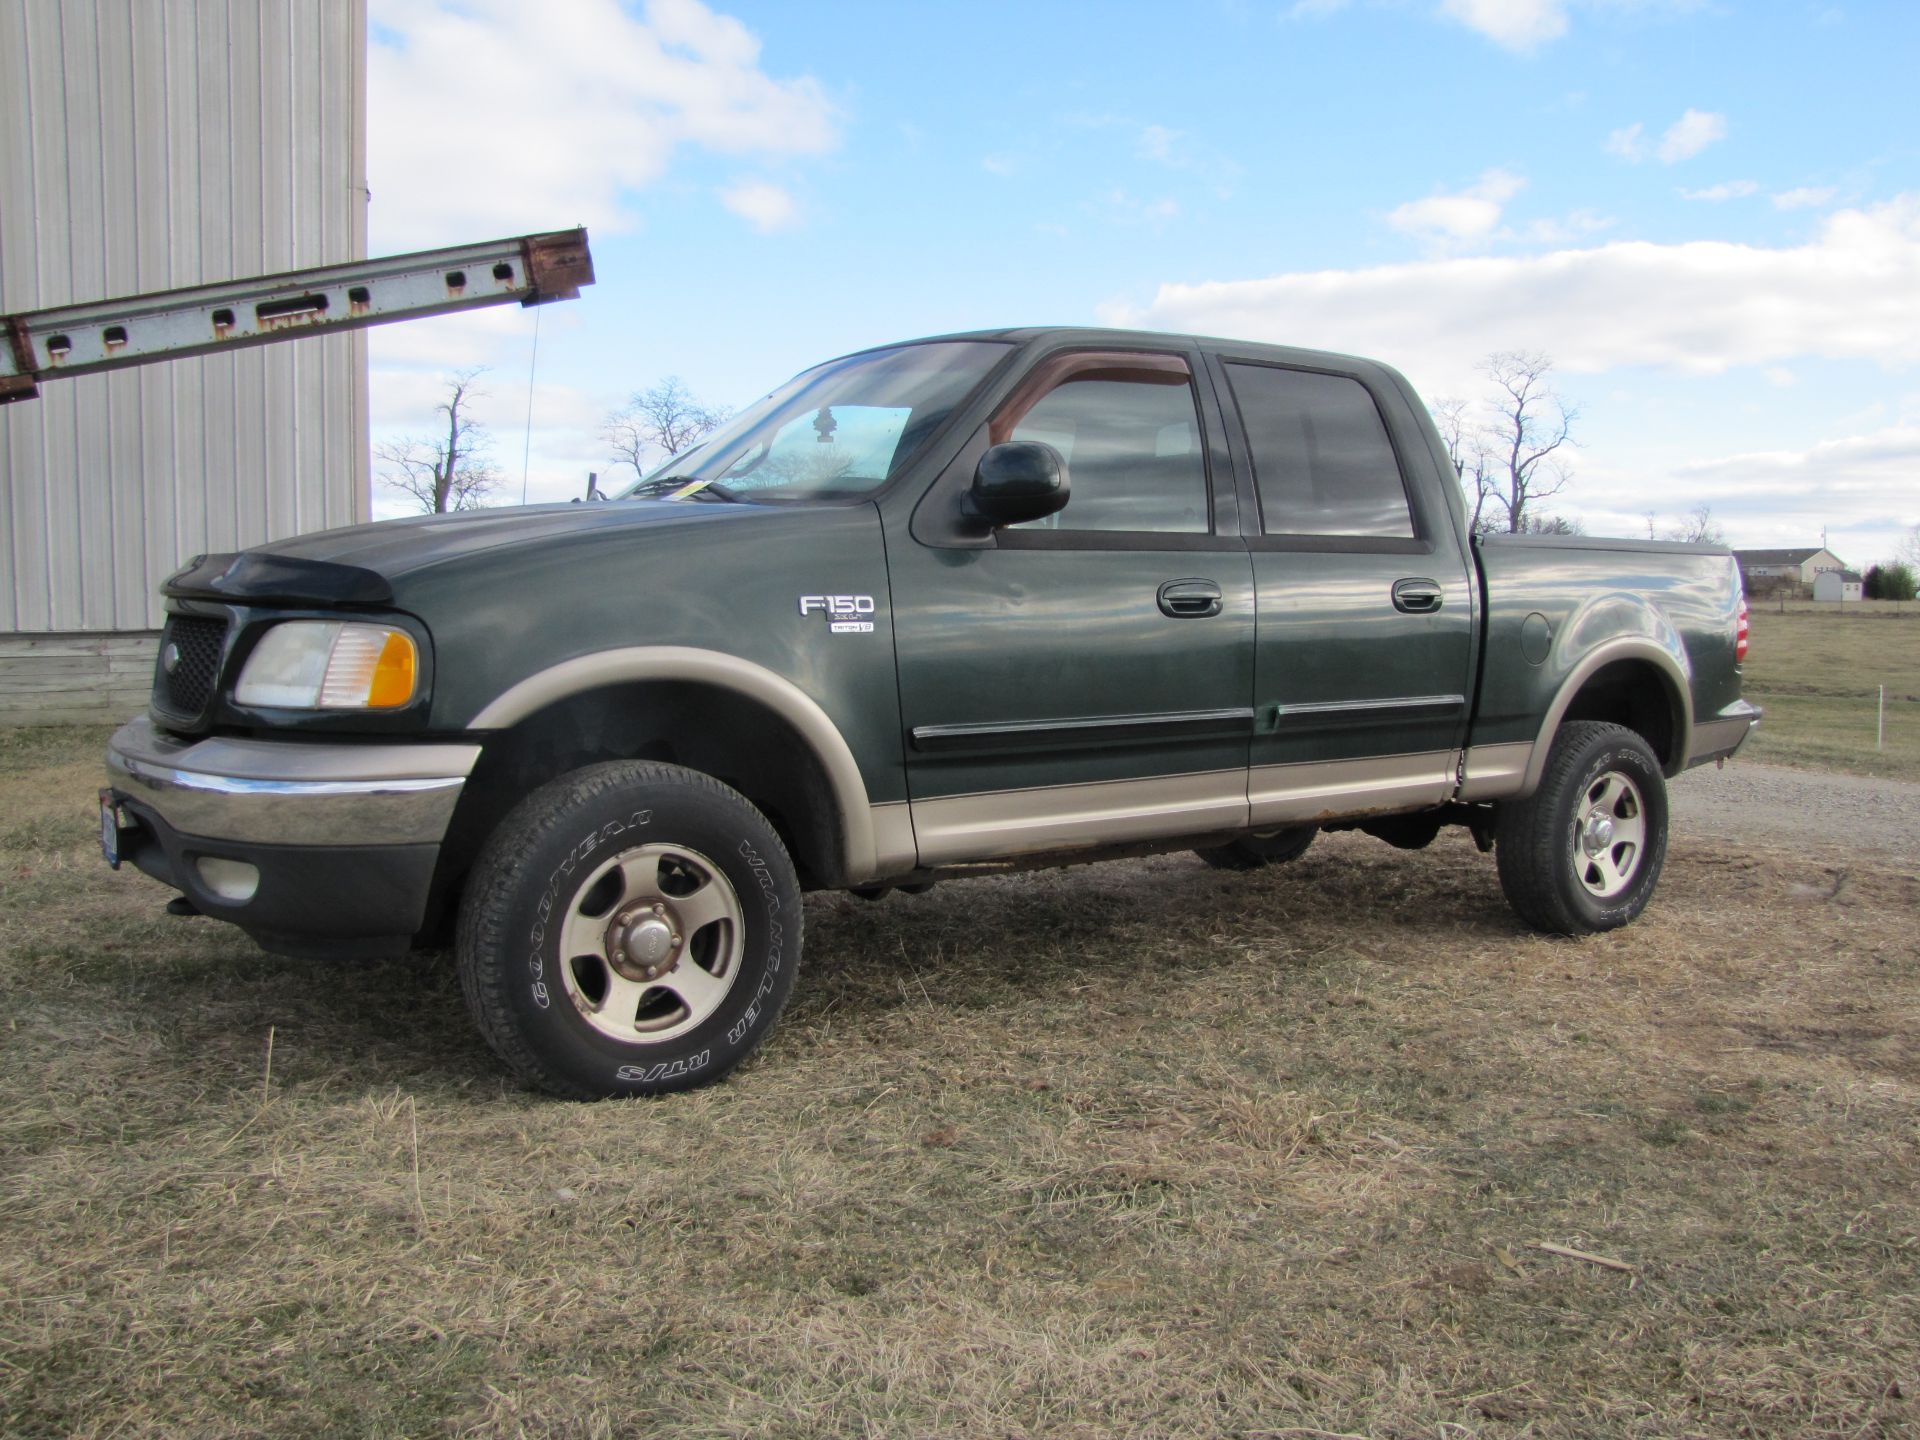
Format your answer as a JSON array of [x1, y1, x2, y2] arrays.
[[0, 227, 595, 403]]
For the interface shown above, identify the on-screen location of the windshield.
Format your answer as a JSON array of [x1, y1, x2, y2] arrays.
[[618, 340, 1011, 504]]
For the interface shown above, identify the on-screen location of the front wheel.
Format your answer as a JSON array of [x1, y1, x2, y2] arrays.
[[457, 761, 801, 1098], [1495, 721, 1668, 935]]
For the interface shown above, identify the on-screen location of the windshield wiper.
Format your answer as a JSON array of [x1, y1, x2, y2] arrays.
[[624, 475, 695, 499], [625, 476, 742, 502]]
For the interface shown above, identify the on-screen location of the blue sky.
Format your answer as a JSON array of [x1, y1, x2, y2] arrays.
[[365, 0, 1920, 567]]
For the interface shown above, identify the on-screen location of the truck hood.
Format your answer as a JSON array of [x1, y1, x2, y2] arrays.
[[163, 501, 782, 606]]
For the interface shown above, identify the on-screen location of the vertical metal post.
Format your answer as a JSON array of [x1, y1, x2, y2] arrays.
[[1878, 685, 1885, 751]]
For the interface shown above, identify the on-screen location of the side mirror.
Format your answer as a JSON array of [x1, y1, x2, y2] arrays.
[[965, 441, 1069, 527]]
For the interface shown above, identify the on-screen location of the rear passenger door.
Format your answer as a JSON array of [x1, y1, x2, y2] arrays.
[[1207, 354, 1475, 825]]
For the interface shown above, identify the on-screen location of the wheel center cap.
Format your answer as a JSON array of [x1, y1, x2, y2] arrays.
[[1582, 811, 1615, 856], [607, 911, 678, 980]]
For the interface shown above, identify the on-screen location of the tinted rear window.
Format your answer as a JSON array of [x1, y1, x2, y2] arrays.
[[1226, 364, 1414, 539]]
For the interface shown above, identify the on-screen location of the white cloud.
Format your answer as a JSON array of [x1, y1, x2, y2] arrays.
[[1522, 209, 1614, 244], [1440, 0, 1569, 52], [1643, 426, 1920, 554], [981, 155, 1017, 177], [719, 180, 800, 232], [1568, 426, 1920, 558], [1608, 109, 1726, 164], [1387, 169, 1527, 247], [1657, 108, 1726, 163], [1773, 185, 1838, 210], [1098, 190, 1180, 227], [1287, 0, 1350, 17], [1764, 366, 1797, 388], [367, 0, 837, 248], [1605, 124, 1645, 161], [1108, 196, 1920, 397], [1138, 125, 1179, 164], [1681, 180, 1759, 202]]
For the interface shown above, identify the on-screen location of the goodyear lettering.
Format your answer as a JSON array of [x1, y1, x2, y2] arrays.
[[528, 810, 652, 1005]]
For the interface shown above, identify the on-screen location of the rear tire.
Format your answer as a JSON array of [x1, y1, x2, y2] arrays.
[[457, 761, 800, 1098], [1195, 825, 1318, 872], [1495, 721, 1667, 936]]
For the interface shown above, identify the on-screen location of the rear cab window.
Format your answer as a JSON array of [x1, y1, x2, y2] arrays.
[[1223, 362, 1416, 541]]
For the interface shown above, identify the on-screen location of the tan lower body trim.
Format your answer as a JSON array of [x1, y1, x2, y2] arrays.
[[867, 802, 918, 881], [911, 770, 1248, 867], [1247, 750, 1456, 826], [1457, 741, 1534, 801]]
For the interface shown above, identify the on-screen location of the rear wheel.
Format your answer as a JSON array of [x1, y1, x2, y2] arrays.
[[1495, 721, 1667, 935], [457, 761, 800, 1098], [1195, 824, 1318, 872]]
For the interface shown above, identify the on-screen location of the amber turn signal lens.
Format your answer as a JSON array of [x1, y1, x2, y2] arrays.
[[367, 630, 418, 708]]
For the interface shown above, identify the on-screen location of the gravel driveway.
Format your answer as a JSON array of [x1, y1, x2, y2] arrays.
[[1669, 759, 1920, 856]]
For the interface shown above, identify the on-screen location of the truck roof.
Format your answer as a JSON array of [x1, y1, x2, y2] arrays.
[[846, 325, 1396, 378]]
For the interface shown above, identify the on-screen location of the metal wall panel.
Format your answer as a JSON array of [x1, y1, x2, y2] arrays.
[[0, 0, 369, 636]]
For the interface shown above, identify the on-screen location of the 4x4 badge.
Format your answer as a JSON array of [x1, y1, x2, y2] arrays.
[[798, 594, 876, 633]]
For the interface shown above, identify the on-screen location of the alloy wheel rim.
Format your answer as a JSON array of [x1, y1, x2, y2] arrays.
[[557, 842, 744, 1044], [1570, 770, 1647, 899]]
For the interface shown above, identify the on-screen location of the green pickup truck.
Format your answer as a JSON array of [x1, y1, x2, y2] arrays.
[[103, 327, 1758, 1097]]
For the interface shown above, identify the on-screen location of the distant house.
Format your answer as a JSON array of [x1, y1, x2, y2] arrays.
[[1813, 570, 1864, 603], [1735, 547, 1849, 591]]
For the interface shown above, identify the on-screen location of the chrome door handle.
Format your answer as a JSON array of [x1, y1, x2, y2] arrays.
[[1158, 578, 1223, 618], [1391, 578, 1443, 614]]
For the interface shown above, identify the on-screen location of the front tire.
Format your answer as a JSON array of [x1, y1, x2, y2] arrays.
[[1495, 721, 1668, 935], [457, 761, 801, 1098]]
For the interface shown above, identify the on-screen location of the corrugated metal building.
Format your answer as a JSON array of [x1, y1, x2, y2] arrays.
[[0, 0, 369, 722]]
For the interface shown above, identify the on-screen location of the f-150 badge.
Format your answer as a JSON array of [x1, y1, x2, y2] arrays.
[[799, 594, 876, 633]]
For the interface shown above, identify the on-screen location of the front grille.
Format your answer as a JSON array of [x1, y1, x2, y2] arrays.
[[153, 614, 227, 717]]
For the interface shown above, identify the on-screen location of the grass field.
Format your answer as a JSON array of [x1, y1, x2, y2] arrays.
[[1741, 604, 1920, 781], [2, 727, 1915, 1438]]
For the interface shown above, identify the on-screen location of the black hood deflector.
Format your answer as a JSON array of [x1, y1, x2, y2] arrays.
[[163, 552, 396, 606]]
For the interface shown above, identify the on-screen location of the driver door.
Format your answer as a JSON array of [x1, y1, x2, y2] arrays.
[[888, 349, 1257, 866]]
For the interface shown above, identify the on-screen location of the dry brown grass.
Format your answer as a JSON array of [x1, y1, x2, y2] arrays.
[[3, 726, 1916, 1438]]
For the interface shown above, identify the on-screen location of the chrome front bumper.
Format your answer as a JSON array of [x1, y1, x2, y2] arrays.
[[105, 716, 481, 847]]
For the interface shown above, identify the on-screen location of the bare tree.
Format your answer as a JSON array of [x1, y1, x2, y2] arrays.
[[1900, 521, 1920, 568], [1480, 351, 1576, 534], [604, 376, 729, 481], [1431, 396, 1497, 533], [376, 369, 502, 513], [1646, 503, 1726, 544]]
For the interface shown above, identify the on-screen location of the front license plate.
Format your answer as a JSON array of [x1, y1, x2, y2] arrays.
[[99, 790, 121, 869]]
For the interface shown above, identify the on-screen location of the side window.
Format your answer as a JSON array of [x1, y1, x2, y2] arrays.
[[1007, 373, 1209, 534], [1225, 363, 1415, 539]]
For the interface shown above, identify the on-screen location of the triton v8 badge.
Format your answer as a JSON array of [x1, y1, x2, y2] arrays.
[[798, 594, 876, 633]]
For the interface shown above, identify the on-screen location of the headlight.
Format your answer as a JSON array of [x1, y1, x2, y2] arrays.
[[233, 622, 419, 710]]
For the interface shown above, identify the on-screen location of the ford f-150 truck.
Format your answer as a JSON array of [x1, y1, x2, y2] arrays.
[[103, 327, 1759, 1098]]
